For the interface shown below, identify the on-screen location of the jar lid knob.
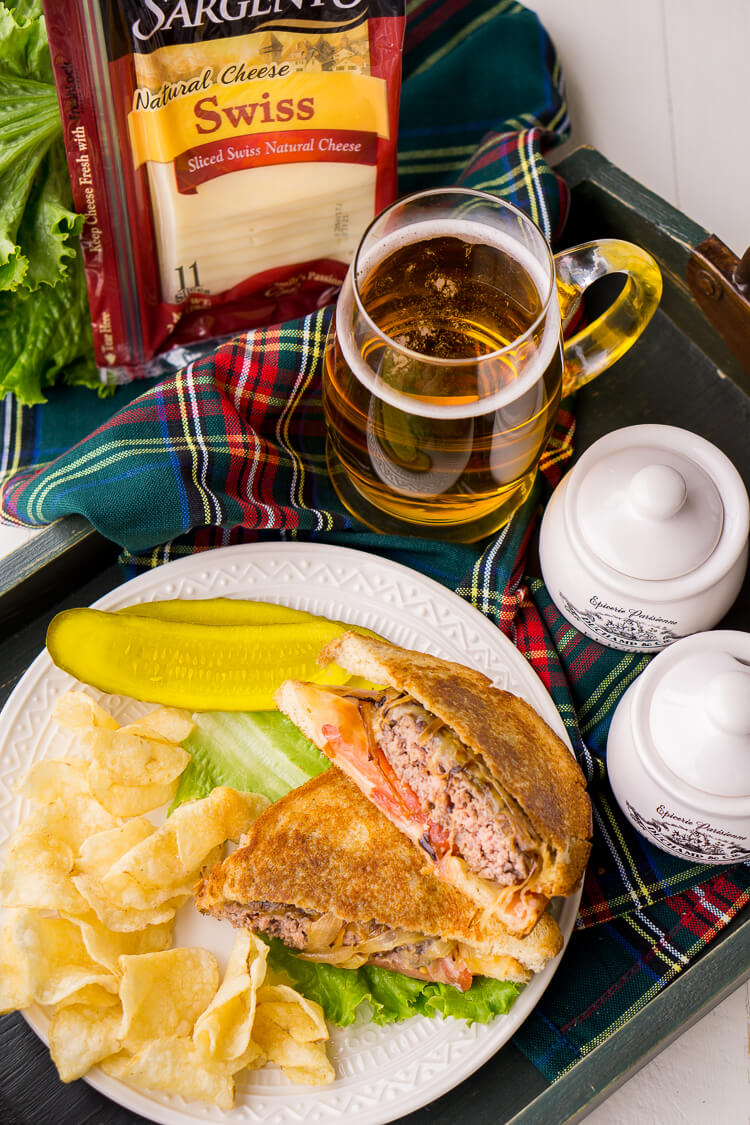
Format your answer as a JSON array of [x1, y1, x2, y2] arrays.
[[705, 669, 750, 736], [629, 464, 687, 520], [573, 438, 725, 580]]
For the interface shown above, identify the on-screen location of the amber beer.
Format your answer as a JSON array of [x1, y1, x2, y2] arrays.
[[324, 222, 563, 540], [323, 188, 662, 541]]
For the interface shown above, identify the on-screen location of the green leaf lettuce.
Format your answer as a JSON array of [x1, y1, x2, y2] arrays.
[[0, 75, 61, 289], [0, 253, 97, 404], [266, 939, 524, 1027], [171, 710, 330, 811], [0, 0, 98, 403]]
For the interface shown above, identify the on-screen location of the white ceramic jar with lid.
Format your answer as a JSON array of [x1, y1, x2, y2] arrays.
[[607, 630, 750, 862], [539, 424, 749, 651]]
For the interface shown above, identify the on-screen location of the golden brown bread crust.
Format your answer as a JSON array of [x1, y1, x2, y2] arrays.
[[314, 632, 592, 898], [195, 769, 563, 973]]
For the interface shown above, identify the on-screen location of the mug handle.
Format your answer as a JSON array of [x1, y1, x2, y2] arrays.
[[554, 239, 663, 396]]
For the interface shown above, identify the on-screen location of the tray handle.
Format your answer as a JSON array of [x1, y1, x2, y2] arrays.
[[687, 236, 750, 376]]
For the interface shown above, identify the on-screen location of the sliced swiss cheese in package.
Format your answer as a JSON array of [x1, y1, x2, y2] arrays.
[[43, 0, 406, 381]]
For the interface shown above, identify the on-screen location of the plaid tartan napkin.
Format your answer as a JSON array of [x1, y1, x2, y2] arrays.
[[1, 0, 748, 1085]]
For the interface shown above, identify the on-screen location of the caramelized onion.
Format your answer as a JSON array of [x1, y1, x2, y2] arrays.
[[299, 949, 368, 968], [306, 911, 345, 952]]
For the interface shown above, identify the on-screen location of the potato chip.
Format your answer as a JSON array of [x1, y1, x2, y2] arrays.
[[76, 817, 156, 879], [15, 758, 90, 804], [72, 872, 185, 931], [254, 1003, 326, 1043], [251, 1010, 334, 1086], [0, 832, 88, 914], [251, 983, 333, 1086], [282, 1060, 337, 1087], [86, 727, 190, 787], [101, 853, 220, 913], [103, 1037, 264, 1078], [0, 752, 307, 1105], [104, 827, 188, 892], [96, 1050, 130, 1077], [128, 707, 195, 744], [49, 1001, 124, 1082], [87, 766, 179, 816], [26, 795, 121, 853], [105, 824, 184, 889], [171, 787, 269, 871], [4, 791, 120, 868], [65, 914, 173, 974], [118, 948, 219, 1049], [0, 909, 33, 1012], [53, 690, 118, 732], [53, 982, 122, 1010], [9, 912, 118, 1006], [102, 788, 266, 907], [101, 1037, 236, 1109], [193, 931, 267, 1063], [255, 984, 329, 1042], [213, 1039, 267, 1074]]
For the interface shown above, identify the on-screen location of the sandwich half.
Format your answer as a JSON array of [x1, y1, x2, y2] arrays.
[[274, 632, 592, 936], [195, 769, 563, 991]]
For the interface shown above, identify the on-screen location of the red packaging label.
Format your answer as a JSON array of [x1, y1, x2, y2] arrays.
[[42, 0, 406, 378], [174, 130, 379, 193]]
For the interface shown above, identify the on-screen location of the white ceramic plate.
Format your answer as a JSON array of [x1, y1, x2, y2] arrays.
[[0, 542, 581, 1125]]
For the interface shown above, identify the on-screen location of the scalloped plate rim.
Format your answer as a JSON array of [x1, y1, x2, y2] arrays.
[[0, 542, 582, 1125]]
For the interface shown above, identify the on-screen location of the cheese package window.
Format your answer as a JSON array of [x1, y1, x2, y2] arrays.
[[43, 0, 406, 380]]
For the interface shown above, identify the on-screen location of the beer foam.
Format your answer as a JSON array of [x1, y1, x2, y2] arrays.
[[337, 219, 561, 421], [356, 218, 551, 301]]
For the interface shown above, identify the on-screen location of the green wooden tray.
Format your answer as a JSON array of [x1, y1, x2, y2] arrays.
[[0, 146, 748, 1125]]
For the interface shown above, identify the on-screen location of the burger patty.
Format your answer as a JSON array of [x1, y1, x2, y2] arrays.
[[217, 900, 314, 948], [369, 695, 533, 885], [214, 901, 450, 968], [368, 937, 451, 974], [216, 903, 400, 950]]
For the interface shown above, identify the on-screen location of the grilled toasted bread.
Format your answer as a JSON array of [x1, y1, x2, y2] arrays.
[[195, 769, 563, 976], [275, 632, 592, 922]]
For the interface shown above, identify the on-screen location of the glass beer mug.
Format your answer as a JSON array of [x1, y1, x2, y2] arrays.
[[323, 188, 662, 542]]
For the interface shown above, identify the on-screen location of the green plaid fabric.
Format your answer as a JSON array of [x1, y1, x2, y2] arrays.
[[399, 0, 569, 220], [1, 0, 747, 1087]]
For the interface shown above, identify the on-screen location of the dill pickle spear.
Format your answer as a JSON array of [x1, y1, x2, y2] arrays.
[[117, 598, 382, 649], [46, 609, 352, 711], [117, 598, 320, 626]]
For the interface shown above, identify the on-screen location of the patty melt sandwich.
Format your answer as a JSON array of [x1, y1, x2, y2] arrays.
[[274, 633, 592, 936], [195, 769, 563, 991]]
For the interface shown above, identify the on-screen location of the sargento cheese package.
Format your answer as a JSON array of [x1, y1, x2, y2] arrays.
[[43, 0, 406, 380]]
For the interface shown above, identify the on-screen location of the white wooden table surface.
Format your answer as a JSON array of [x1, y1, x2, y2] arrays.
[[530, 0, 750, 258]]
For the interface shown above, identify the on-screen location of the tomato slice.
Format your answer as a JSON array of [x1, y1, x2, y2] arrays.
[[293, 683, 432, 842], [432, 956, 473, 992], [369, 739, 423, 818], [371, 786, 414, 823], [427, 820, 450, 858]]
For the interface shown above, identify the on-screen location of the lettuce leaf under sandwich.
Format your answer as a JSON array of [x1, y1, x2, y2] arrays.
[[266, 937, 523, 1027]]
